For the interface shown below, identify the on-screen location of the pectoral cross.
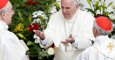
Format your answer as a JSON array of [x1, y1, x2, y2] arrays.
[[107, 42, 114, 53]]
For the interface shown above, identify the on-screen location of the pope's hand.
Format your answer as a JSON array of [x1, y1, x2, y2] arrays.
[[33, 30, 45, 40], [61, 34, 75, 44]]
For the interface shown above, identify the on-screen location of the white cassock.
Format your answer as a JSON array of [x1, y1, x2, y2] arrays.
[[75, 36, 115, 60], [0, 20, 29, 60], [36, 8, 95, 60]]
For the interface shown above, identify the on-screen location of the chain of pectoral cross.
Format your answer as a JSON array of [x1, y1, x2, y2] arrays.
[[63, 12, 79, 52]]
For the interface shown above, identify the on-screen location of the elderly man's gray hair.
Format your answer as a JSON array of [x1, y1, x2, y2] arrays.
[[93, 21, 112, 35], [0, 1, 9, 14], [75, 0, 79, 3], [74, 0, 79, 4]]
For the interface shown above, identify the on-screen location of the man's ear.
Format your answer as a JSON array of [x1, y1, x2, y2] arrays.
[[95, 29, 98, 34], [1, 12, 6, 20], [93, 27, 98, 36], [76, 5, 79, 8], [95, 28, 100, 36], [1, 12, 6, 16]]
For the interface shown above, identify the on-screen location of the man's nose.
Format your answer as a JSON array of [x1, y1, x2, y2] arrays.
[[63, 9, 67, 14]]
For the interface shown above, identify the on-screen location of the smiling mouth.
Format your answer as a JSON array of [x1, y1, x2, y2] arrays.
[[63, 13, 69, 16]]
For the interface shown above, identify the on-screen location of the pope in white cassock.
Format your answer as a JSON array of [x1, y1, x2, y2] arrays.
[[75, 16, 115, 60], [34, 0, 95, 60], [0, 0, 29, 60]]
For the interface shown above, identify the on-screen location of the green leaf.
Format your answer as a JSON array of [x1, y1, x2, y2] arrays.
[[86, 8, 95, 15], [98, 5, 102, 10], [27, 41, 34, 46], [18, 33, 27, 40], [107, 2, 113, 8], [99, 0, 102, 2], [18, 11, 23, 21], [95, 1, 99, 8], [28, 14, 33, 23], [55, 1, 60, 11], [87, 0, 91, 6], [103, 11, 109, 17], [103, 2, 106, 8]]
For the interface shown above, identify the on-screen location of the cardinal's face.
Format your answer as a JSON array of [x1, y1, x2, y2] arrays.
[[3, 1, 14, 25]]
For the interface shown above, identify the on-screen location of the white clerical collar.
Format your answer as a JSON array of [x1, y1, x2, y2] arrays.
[[94, 35, 109, 45], [93, 35, 115, 59], [0, 20, 8, 30]]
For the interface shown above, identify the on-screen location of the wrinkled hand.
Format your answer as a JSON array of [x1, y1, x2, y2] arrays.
[[33, 30, 45, 40], [61, 34, 75, 44]]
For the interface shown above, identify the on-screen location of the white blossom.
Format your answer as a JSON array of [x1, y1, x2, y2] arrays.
[[32, 11, 39, 18], [37, 11, 44, 16], [34, 35, 46, 48], [47, 47, 55, 55], [41, 13, 48, 20], [109, 14, 115, 20], [50, 6, 57, 14], [32, 18, 41, 23], [39, 44, 46, 48], [95, 0, 98, 1], [34, 35, 40, 43], [112, 24, 115, 29], [32, 11, 44, 18], [112, 2, 115, 9], [32, 10, 48, 22], [111, 35, 115, 39]]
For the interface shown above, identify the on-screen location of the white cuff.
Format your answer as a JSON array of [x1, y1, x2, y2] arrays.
[[71, 39, 78, 49], [40, 39, 47, 46]]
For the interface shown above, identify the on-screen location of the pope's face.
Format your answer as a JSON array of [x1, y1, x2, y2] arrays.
[[61, 0, 78, 20]]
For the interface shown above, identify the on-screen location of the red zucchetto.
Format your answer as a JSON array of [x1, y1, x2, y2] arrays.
[[0, 0, 8, 9], [96, 16, 112, 31]]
